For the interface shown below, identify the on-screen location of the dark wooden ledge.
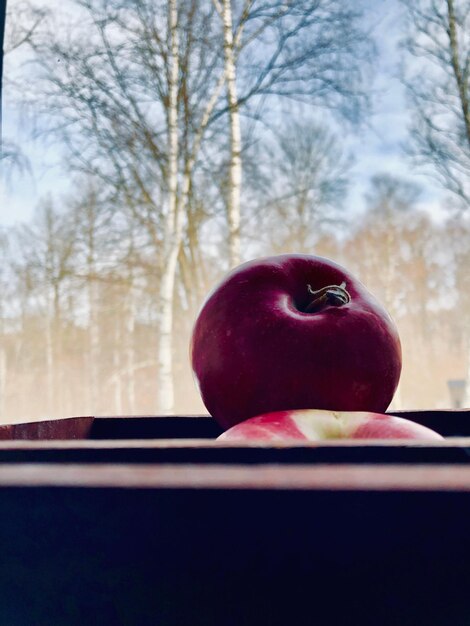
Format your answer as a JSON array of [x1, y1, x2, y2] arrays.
[[0, 409, 468, 441]]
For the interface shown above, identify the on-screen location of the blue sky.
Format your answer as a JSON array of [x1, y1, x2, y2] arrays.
[[345, 0, 446, 217], [1, 0, 446, 229]]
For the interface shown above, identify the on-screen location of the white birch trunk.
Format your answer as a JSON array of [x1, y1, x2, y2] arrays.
[[384, 208, 396, 316], [465, 336, 470, 407], [53, 287, 65, 415], [156, 0, 180, 414], [157, 136, 199, 416], [222, 0, 242, 268], [113, 314, 123, 415], [45, 296, 54, 413], [88, 278, 100, 412], [157, 0, 226, 412], [157, 245, 180, 413], [0, 348, 6, 418], [125, 280, 136, 414]]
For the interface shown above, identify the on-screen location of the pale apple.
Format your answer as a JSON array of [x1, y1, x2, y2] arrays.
[[217, 409, 443, 442]]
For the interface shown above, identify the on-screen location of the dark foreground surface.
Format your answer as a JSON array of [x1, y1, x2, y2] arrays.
[[0, 411, 469, 625], [0, 467, 469, 626]]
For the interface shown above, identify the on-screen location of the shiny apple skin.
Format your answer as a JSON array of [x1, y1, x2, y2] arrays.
[[191, 254, 402, 430], [217, 410, 443, 442]]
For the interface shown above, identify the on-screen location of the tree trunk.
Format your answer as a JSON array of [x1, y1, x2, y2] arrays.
[[156, 0, 180, 414], [448, 0, 470, 404], [45, 303, 54, 414], [446, 0, 470, 147], [222, 0, 242, 268], [113, 313, 123, 415], [52, 282, 66, 415], [157, 245, 180, 413], [156, 0, 225, 411], [125, 279, 136, 414], [0, 347, 6, 418], [87, 278, 100, 412], [465, 335, 470, 407]]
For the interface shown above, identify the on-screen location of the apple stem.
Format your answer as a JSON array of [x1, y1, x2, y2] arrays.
[[305, 281, 350, 313]]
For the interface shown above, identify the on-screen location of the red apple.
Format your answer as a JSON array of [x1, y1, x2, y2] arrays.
[[191, 255, 402, 430], [217, 409, 443, 442]]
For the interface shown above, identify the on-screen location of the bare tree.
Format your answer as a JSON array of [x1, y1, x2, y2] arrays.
[[10, 198, 77, 414], [248, 119, 351, 254], [443, 214, 470, 401], [11, 0, 372, 414], [1, 0, 48, 172], [214, 0, 243, 267], [357, 174, 423, 317], [0, 231, 10, 417], [401, 0, 470, 207], [343, 175, 449, 409], [212, 0, 372, 264], [156, 0, 183, 412], [65, 180, 114, 412], [24, 0, 226, 412]]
